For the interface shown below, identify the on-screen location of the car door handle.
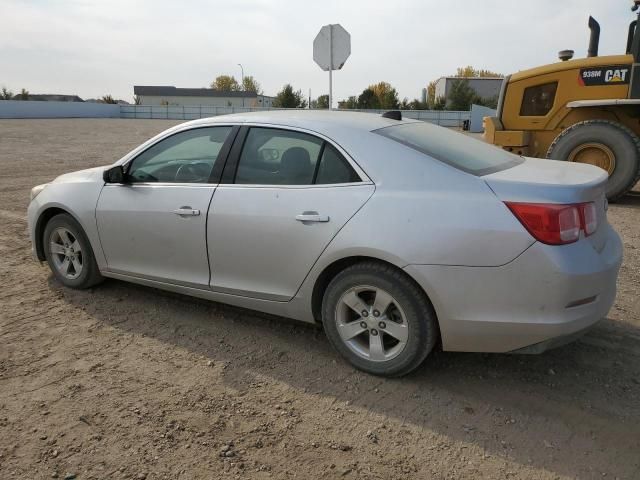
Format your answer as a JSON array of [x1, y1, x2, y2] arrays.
[[173, 207, 200, 216], [295, 213, 329, 223]]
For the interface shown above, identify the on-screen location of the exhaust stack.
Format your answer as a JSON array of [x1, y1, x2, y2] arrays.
[[587, 16, 600, 57]]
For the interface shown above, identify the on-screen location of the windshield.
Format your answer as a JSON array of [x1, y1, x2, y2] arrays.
[[374, 122, 523, 176]]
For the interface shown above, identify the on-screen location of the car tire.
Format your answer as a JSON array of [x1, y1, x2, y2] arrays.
[[546, 120, 640, 201], [322, 261, 438, 377], [43, 213, 104, 289]]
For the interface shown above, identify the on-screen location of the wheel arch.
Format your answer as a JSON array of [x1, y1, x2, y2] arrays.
[[34, 206, 79, 261], [310, 255, 440, 332]]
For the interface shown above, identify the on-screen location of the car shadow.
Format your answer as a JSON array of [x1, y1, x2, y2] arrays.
[[51, 276, 640, 478], [615, 190, 640, 209]]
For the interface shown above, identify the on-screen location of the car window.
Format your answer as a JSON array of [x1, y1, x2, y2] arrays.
[[374, 122, 523, 176], [315, 144, 361, 184], [235, 128, 323, 185], [127, 126, 232, 183], [519, 82, 558, 116]]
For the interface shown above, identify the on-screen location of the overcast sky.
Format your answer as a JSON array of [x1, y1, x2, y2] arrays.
[[0, 0, 633, 104]]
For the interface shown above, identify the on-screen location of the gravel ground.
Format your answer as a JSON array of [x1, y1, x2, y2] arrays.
[[1, 119, 639, 480]]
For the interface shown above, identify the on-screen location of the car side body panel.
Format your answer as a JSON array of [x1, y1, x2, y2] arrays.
[[207, 183, 375, 301], [27, 167, 108, 269], [96, 183, 216, 287], [405, 223, 622, 352]]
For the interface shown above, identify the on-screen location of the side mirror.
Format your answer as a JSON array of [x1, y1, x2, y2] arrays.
[[103, 165, 125, 184]]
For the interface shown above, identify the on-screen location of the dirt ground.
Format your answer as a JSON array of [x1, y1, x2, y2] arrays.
[[1, 119, 639, 480]]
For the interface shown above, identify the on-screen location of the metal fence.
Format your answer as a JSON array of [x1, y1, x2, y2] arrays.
[[0, 101, 471, 126], [119, 105, 470, 127], [119, 105, 285, 120]]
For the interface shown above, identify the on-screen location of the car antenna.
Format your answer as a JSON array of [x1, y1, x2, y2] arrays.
[[381, 110, 402, 121]]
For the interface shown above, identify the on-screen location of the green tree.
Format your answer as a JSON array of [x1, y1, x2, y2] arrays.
[[273, 84, 307, 108], [133, 95, 142, 105], [370, 81, 399, 109], [338, 96, 358, 109], [408, 98, 428, 110], [474, 94, 499, 109], [19, 88, 29, 100], [357, 88, 379, 109], [314, 94, 329, 109], [101, 94, 117, 104], [432, 96, 446, 110], [0, 87, 13, 100], [426, 80, 437, 107], [447, 79, 476, 110], [455, 66, 503, 78], [242, 75, 262, 94], [211, 75, 240, 91]]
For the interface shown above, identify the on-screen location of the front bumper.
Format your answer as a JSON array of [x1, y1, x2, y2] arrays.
[[405, 224, 623, 353], [27, 200, 39, 261]]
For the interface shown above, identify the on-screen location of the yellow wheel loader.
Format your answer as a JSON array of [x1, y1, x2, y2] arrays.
[[484, 2, 640, 200]]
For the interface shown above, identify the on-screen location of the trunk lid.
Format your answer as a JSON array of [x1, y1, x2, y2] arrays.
[[483, 157, 607, 204], [483, 157, 609, 251]]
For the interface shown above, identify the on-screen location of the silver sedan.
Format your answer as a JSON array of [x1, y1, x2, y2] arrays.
[[27, 111, 623, 377]]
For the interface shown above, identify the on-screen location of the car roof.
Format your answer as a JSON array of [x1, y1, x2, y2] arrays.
[[183, 110, 420, 134]]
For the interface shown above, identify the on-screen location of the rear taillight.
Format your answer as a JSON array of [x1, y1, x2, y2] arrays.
[[505, 202, 597, 245]]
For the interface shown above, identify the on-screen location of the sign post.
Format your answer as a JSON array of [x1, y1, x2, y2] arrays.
[[313, 24, 351, 109]]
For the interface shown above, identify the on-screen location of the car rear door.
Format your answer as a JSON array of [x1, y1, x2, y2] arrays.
[[207, 126, 374, 301], [96, 125, 237, 288]]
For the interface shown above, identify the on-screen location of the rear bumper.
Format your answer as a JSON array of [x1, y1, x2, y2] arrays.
[[404, 224, 623, 353], [508, 321, 597, 354]]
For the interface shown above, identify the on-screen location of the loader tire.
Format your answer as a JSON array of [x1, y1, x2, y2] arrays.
[[546, 120, 640, 201]]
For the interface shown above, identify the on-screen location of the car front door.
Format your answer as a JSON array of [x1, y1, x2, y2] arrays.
[[96, 125, 236, 287], [207, 126, 374, 301]]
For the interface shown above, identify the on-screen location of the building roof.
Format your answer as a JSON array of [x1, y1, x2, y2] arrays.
[[134, 85, 258, 98]]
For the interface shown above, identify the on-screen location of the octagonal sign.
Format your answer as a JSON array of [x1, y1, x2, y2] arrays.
[[313, 24, 351, 71]]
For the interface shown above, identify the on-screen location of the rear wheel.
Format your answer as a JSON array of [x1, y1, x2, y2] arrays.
[[322, 262, 438, 377], [546, 120, 640, 201], [43, 214, 104, 289]]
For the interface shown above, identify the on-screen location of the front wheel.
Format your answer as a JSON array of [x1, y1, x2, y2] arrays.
[[322, 262, 438, 377], [43, 213, 104, 289]]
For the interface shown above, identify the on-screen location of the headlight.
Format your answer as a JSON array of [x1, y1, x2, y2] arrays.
[[30, 184, 48, 201]]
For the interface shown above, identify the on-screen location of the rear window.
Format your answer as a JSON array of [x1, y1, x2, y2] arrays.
[[374, 122, 523, 176]]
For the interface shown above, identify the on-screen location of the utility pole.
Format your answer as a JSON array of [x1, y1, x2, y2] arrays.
[[329, 24, 333, 110], [238, 63, 245, 108]]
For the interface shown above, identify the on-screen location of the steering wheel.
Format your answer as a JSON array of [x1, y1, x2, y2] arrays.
[[175, 163, 209, 183]]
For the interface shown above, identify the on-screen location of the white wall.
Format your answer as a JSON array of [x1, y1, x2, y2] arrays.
[[0, 100, 120, 118], [470, 104, 497, 133], [434, 78, 447, 100]]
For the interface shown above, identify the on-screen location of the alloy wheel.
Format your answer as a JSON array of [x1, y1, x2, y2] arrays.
[[335, 285, 408, 362], [49, 227, 83, 280]]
